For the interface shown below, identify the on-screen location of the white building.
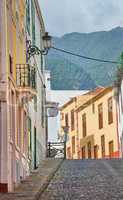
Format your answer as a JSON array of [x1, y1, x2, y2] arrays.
[[26, 0, 47, 170], [45, 70, 88, 142], [116, 80, 123, 157]]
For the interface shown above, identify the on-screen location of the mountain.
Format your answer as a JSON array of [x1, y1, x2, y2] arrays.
[[46, 27, 123, 90]]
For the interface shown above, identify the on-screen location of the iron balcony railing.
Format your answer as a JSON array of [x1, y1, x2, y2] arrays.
[[16, 64, 36, 90]]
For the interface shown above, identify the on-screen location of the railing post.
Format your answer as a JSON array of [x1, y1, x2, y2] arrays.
[[48, 142, 51, 157], [64, 142, 66, 159]]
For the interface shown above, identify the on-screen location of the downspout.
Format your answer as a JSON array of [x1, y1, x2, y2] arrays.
[[115, 94, 121, 158]]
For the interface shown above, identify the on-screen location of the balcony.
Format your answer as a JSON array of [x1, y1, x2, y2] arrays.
[[16, 64, 37, 101]]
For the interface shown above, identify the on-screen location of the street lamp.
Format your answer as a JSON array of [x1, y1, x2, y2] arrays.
[[26, 32, 52, 60], [42, 32, 52, 51]]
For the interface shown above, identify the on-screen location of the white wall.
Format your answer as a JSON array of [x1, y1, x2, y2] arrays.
[[28, 0, 46, 169], [45, 71, 88, 142], [117, 80, 123, 156]]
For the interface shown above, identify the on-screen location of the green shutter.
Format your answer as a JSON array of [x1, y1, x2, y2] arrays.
[[31, 0, 35, 45], [26, 0, 30, 35], [40, 31, 43, 72]]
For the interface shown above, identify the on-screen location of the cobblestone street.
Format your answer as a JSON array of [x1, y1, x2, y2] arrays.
[[40, 159, 123, 200]]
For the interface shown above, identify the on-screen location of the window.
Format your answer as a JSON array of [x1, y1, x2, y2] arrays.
[[65, 113, 69, 127], [82, 113, 86, 137], [72, 136, 75, 154], [101, 135, 105, 158], [9, 54, 13, 74], [71, 109, 75, 131], [98, 103, 103, 129], [87, 142, 92, 158], [108, 97, 113, 124]]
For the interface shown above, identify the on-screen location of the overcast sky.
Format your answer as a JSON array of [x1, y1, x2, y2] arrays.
[[39, 0, 123, 37]]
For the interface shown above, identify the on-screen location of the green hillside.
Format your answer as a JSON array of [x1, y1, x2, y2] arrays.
[[47, 27, 123, 90]]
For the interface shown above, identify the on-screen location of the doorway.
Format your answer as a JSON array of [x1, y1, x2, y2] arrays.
[[101, 135, 105, 158], [81, 146, 86, 159], [94, 145, 98, 159], [109, 141, 114, 158], [34, 127, 37, 169]]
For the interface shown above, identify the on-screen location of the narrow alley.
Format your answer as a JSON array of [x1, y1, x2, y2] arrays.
[[1, 0, 123, 199], [40, 159, 123, 200]]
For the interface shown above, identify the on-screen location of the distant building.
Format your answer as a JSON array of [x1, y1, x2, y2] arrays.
[[60, 87, 120, 159], [45, 70, 88, 142]]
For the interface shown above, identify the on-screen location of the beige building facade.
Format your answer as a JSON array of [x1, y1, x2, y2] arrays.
[[60, 87, 120, 160]]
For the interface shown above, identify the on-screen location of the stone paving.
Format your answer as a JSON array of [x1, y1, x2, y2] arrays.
[[0, 159, 63, 200], [40, 159, 123, 200]]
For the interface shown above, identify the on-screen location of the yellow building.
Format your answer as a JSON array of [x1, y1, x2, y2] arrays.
[[0, 0, 36, 192], [60, 87, 120, 160]]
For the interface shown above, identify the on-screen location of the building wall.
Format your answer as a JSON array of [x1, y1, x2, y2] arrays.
[[0, 0, 30, 192], [0, 0, 8, 192], [77, 88, 119, 159], [60, 99, 78, 159], [7, 0, 30, 191], [27, 0, 47, 170], [60, 87, 120, 160]]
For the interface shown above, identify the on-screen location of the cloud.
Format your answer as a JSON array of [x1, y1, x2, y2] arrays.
[[39, 0, 123, 36]]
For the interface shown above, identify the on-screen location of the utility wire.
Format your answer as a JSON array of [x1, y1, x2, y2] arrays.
[[52, 46, 122, 65]]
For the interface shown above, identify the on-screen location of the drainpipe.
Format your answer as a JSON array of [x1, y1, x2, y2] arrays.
[[115, 94, 121, 158]]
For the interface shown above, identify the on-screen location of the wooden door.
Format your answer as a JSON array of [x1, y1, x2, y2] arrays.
[[101, 135, 105, 158], [94, 145, 98, 159], [81, 146, 86, 159], [109, 141, 114, 158], [67, 147, 71, 159], [87, 142, 92, 159]]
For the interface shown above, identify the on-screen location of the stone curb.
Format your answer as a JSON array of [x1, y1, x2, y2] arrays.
[[34, 159, 64, 200]]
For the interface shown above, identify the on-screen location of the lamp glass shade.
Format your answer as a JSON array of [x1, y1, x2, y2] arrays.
[[42, 32, 52, 49]]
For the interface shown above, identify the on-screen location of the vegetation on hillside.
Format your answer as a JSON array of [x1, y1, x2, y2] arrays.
[[47, 27, 123, 90], [114, 53, 123, 90]]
